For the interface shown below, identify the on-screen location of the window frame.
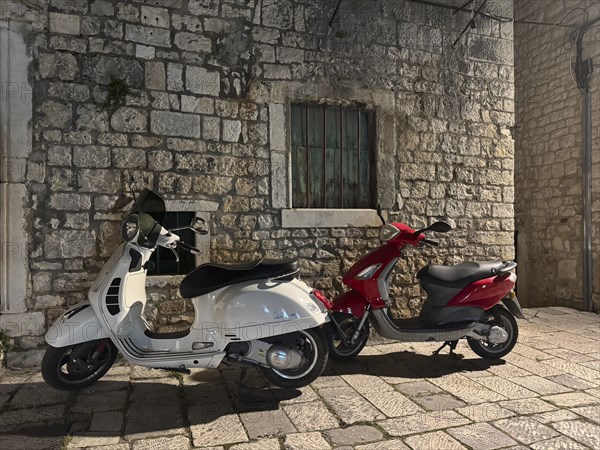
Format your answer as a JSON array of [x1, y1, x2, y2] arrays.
[[290, 103, 376, 210]]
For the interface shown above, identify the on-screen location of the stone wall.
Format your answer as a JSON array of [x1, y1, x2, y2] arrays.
[[0, 0, 515, 361], [514, 0, 600, 310]]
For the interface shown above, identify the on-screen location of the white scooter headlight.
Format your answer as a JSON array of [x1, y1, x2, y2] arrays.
[[122, 214, 140, 242], [379, 224, 399, 242]]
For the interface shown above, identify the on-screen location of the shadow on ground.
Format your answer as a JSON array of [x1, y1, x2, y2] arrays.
[[0, 351, 502, 448]]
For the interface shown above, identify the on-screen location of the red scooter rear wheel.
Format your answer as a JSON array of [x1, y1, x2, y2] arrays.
[[468, 306, 518, 359]]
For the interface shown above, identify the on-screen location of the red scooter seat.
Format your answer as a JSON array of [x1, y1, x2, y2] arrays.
[[417, 261, 505, 289]]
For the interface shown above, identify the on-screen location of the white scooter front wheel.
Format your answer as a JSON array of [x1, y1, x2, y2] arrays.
[[260, 327, 328, 389], [42, 339, 118, 390]]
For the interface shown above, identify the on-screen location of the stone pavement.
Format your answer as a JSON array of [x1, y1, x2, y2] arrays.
[[1, 307, 599, 450]]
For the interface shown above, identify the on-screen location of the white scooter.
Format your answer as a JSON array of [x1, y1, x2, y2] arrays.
[[42, 189, 331, 390]]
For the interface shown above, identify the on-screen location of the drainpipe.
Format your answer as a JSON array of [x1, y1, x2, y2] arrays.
[[573, 17, 599, 312]]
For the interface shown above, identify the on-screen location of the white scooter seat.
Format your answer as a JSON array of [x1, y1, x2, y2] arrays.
[[180, 259, 299, 298]]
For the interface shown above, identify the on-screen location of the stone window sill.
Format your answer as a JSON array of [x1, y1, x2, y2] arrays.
[[281, 209, 383, 228]]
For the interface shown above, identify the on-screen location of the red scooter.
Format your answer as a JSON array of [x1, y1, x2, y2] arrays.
[[325, 211, 525, 361]]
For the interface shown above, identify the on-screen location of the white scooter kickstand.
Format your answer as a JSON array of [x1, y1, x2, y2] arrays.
[[42, 189, 331, 390]]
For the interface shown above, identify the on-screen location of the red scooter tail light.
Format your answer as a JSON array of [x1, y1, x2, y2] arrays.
[[311, 289, 333, 310]]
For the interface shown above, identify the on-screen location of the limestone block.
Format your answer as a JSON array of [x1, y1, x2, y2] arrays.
[[145, 61, 165, 90], [150, 111, 201, 138], [186, 66, 220, 96], [174, 32, 212, 52], [111, 107, 148, 132], [44, 230, 96, 259], [49, 12, 80, 35], [141, 6, 170, 28], [38, 52, 78, 80], [125, 24, 171, 47]]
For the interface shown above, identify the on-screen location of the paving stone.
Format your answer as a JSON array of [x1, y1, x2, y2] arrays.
[[447, 422, 517, 449], [551, 420, 600, 448], [362, 389, 423, 417], [404, 431, 467, 450], [131, 434, 192, 450], [89, 411, 124, 432], [508, 375, 571, 395], [124, 383, 186, 441], [542, 392, 598, 407], [323, 425, 383, 446], [547, 374, 597, 390], [475, 375, 537, 399], [188, 404, 248, 447], [311, 375, 348, 389], [378, 410, 470, 436], [73, 390, 128, 413], [413, 393, 466, 411], [506, 354, 564, 377], [229, 438, 280, 450], [455, 402, 515, 422], [284, 432, 331, 450], [493, 417, 559, 445], [571, 405, 600, 423], [69, 433, 122, 448], [9, 384, 71, 408], [429, 374, 505, 404], [394, 380, 443, 397], [183, 382, 229, 405], [85, 445, 130, 450], [531, 409, 579, 423], [278, 385, 319, 404], [500, 398, 557, 415], [354, 439, 410, 450], [529, 436, 588, 450], [239, 409, 296, 439], [319, 387, 386, 424], [542, 358, 600, 382], [0, 404, 67, 431], [340, 374, 394, 393], [282, 401, 339, 431]]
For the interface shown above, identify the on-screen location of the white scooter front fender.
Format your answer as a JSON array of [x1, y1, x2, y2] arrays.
[[45, 303, 109, 348]]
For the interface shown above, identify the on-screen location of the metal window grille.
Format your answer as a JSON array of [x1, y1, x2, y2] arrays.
[[291, 104, 374, 208], [148, 212, 196, 276]]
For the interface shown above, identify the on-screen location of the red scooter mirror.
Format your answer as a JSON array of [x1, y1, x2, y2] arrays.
[[415, 221, 452, 234]]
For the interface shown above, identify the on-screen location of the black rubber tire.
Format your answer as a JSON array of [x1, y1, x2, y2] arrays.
[[326, 317, 370, 361], [42, 339, 118, 391], [260, 327, 328, 389], [468, 306, 518, 360]]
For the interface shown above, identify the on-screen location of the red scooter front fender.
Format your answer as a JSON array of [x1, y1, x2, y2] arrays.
[[331, 290, 369, 318]]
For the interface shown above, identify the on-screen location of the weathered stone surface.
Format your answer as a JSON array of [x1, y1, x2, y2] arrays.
[[145, 61, 166, 90], [186, 66, 220, 96], [324, 425, 382, 446], [49, 12, 80, 35], [493, 417, 559, 445], [140, 6, 170, 28], [448, 423, 517, 449], [111, 107, 148, 132], [38, 100, 72, 128], [150, 111, 201, 138], [45, 230, 96, 258], [125, 24, 171, 47], [174, 32, 212, 52], [282, 401, 338, 432], [83, 56, 144, 87], [404, 431, 466, 450], [39, 52, 79, 80]]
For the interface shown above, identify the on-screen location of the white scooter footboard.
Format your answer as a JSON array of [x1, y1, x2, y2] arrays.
[[45, 303, 109, 348]]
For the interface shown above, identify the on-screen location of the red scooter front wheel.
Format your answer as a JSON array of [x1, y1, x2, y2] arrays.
[[326, 316, 370, 361], [468, 306, 518, 359]]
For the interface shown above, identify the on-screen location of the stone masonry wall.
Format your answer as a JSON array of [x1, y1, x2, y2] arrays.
[[0, 0, 515, 360], [514, 0, 600, 310]]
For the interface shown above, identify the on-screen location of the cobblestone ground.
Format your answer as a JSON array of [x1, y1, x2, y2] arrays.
[[1, 307, 599, 450]]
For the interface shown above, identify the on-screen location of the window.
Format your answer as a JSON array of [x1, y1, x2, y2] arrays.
[[148, 212, 196, 276], [291, 104, 374, 209]]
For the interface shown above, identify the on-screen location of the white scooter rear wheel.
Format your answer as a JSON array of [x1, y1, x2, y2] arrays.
[[260, 327, 328, 389], [42, 339, 118, 390]]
